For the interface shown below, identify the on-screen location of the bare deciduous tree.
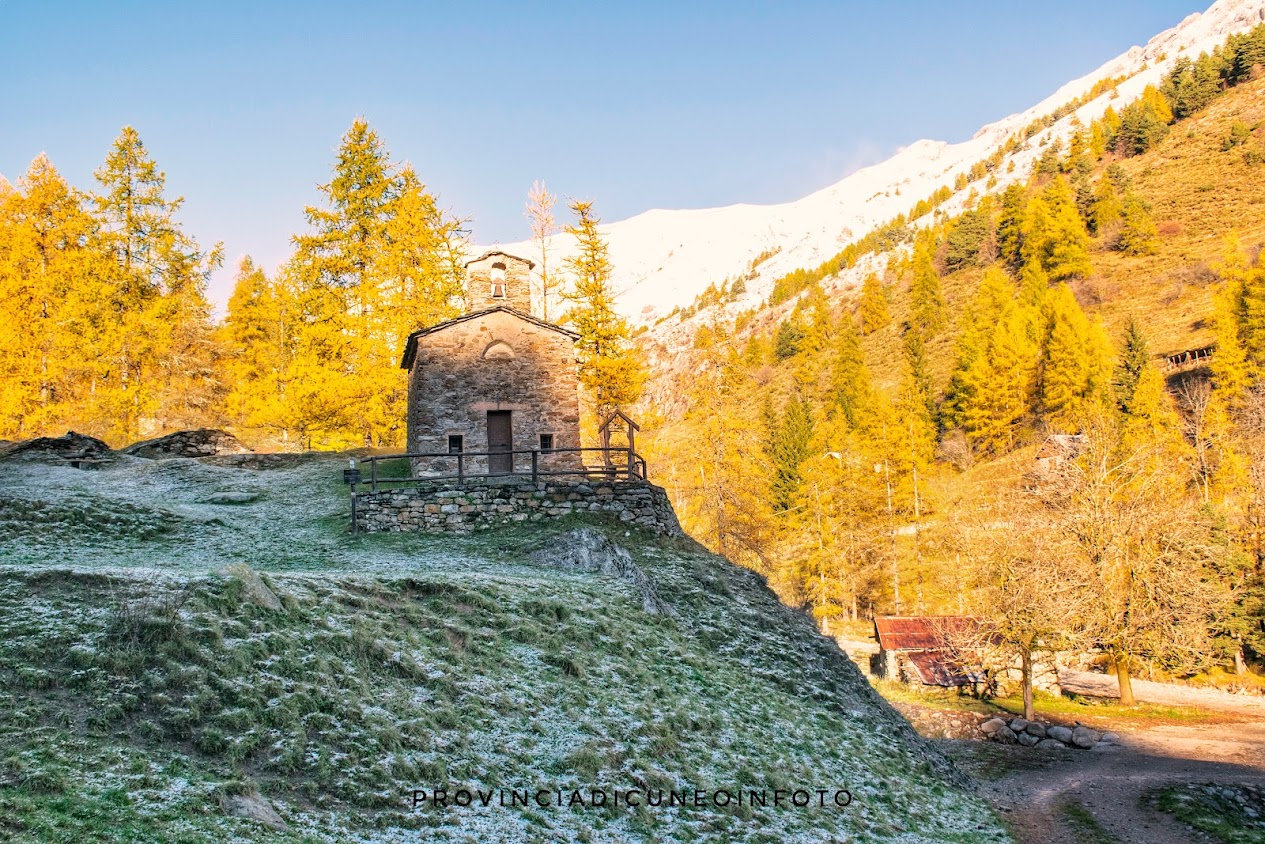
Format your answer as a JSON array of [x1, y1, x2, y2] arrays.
[[1042, 414, 1226, 706], [1175, 376, 1221, 503], [525, 180, 558, 321], [952, 495, 1086, 720]]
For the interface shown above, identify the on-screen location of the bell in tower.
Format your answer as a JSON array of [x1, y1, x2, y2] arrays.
[[463, 251, 536, 316]]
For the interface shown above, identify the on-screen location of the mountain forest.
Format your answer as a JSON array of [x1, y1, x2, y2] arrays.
[[5, 22, 1265, 704]]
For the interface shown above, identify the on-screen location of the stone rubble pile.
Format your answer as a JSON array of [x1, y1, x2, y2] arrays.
[[123, 429, 252, 458], [0, 431, 113, 461], [979, 715, 1121, 750]]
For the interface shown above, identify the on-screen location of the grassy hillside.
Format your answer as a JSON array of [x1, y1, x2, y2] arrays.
[[0, 451, 1010, 843], [634, 72, 1265, 641], [863, 75, 1265, 393]]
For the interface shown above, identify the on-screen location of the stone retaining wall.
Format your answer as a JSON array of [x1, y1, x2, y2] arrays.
[[352, 479, 683, 536], [891, 702, 993, 740]]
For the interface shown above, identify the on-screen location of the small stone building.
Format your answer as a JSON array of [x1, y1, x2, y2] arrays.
[[401, 251, 583, 477], [872, 616, 1060, 696], [1033, 434, 1087, 478], [872, 617, 984, 688]]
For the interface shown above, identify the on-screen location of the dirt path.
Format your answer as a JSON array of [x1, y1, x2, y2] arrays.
[[962, 720, 1265, 843], [1060, 670, 1265, 714]]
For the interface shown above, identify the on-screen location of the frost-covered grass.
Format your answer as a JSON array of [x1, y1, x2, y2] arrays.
[[1149, 784, 1265, 844], [1058, 802, 1115, 844], [0, 453, 1012, 842]]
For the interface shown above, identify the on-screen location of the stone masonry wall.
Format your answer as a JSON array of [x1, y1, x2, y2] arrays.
[[406, 309, 581, 476], [466, 252, 533, 313], [353, 479, 683, 536]]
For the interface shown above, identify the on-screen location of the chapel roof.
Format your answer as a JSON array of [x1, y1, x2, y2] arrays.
[[399, 305, 579, 369], [463, 250, 535, 269]]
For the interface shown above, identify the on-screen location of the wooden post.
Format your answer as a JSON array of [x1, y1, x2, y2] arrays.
[[532, 449, 539, 484], [371, 458, 377, 492], [458, 451, 464, 482]]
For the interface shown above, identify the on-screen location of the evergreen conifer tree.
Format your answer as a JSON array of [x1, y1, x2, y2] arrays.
[[1039, 176, 1093, 280], [93, 127, 223, 440], [764, 394, 815, 512], [1118, 191, 1159, 256], [774, 319, 805, 360], [1114, 318, 1151, 416], [901, 326, 938, 427], [0, 156, 108, 438], [563, 199, 644, 416], [1090, 176, 1123, 237], [1210, 236, 1261, 404], [858, 273, 890, 334], [943, 207, 991, 272], [220, 257, 292, 440], [1038, 284, 1113, 429], [1115, 85, 1173, 156], [996, 184, 1028, 268], [910, 232, 945, 335]]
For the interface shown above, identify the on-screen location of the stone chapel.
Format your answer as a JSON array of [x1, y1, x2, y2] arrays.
[[400, 251, 583, 476]]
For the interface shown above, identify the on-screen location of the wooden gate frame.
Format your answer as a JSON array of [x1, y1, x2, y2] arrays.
[[599, 409, 640, 474]]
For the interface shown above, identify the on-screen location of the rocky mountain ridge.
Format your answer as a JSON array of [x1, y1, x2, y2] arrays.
[[485, 0, 1265, 330]]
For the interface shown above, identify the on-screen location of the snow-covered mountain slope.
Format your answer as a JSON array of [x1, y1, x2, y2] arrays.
[[483, 0, 1265, 326]]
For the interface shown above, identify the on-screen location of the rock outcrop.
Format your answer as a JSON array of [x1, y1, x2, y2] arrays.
[[221, 793, 287, 831], [530, 527, 673, 616]]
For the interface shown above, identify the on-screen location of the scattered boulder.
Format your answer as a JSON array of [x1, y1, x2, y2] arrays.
[[220, 564, 283, 611], [994, 726, 1018, 744], [1071, 726, 1101, 749], [124, 429, 252, 459], [980, 717, 1006, 736], [529, 527, 672, 616], [1017, 731, 1040, 747], [201, 492, 261, 505], [1100, 731, 1121, 745], [1025, 722, 1047, 739], [1047, 725, 1074, 744], [1036, 738, 1068, 750], [222, 793, 287, 831], [1009, 717, 1029, 733]]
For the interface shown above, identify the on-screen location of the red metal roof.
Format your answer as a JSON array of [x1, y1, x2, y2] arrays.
[[904, 651, 976, 687], [873, 616, 980, 651]]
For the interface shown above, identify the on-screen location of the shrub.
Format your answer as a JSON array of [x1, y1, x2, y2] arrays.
[[1222, 120, 1253, 151]]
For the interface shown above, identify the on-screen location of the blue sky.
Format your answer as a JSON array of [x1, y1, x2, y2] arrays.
[[1, 0, 1206, 306]]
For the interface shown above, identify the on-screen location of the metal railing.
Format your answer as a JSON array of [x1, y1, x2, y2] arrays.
[[349, 447, 648, 493]]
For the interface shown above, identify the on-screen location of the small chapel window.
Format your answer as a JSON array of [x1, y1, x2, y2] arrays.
[[539, 433, 554, 452], [490, 263, 507, 298], [448, 435, 464, 454]]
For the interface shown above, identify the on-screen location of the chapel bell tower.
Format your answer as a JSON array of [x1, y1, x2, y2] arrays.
[[465, 251, 535, 315]]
